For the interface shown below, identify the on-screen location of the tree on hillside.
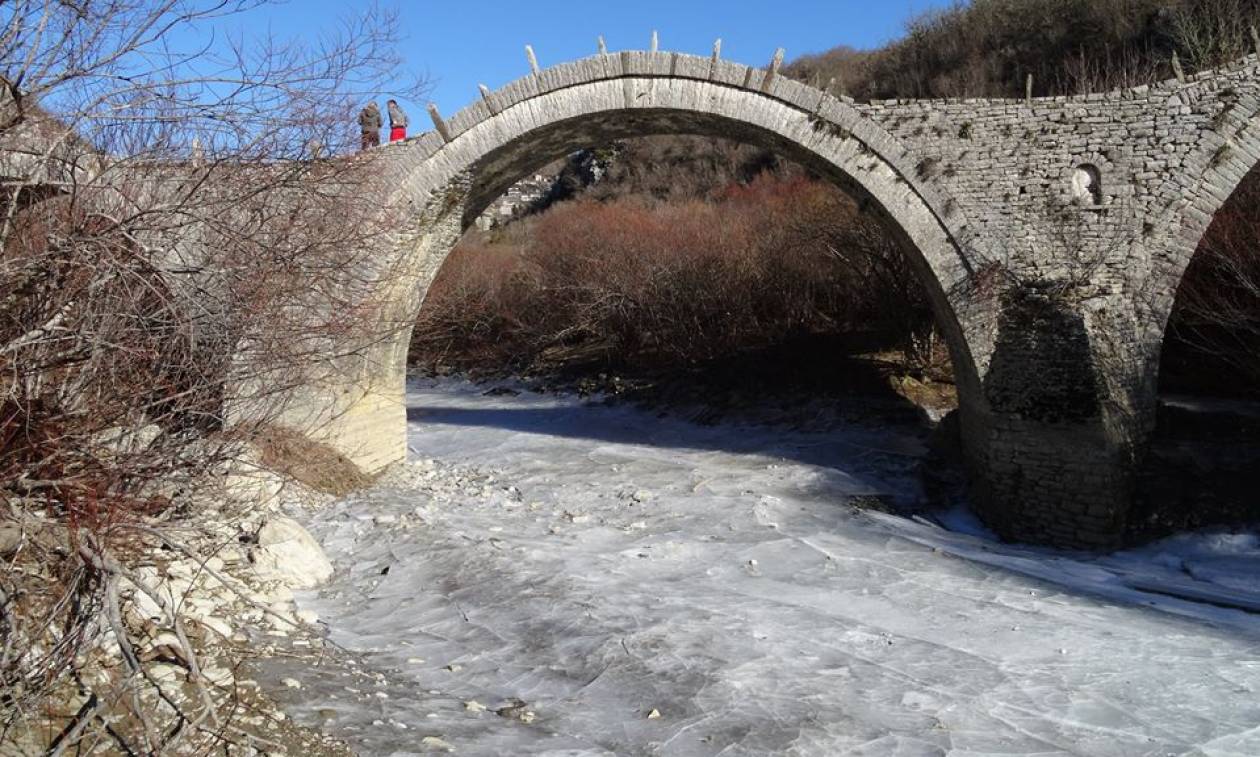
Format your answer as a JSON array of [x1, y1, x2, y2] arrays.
[[787, 0, 1260, 100]]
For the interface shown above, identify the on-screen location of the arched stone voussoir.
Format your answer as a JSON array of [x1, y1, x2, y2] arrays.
[[398, 54, 972, 242]]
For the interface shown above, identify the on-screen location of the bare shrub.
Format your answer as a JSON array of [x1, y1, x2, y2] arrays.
[[413, 174, 943, 381], [1, 0, 425, 750]]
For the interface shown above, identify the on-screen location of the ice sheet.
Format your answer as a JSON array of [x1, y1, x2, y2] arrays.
[[275, 378, 1260, 756]]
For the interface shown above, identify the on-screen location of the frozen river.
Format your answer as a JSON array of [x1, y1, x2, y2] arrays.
[[279, 378, 1260, 756]]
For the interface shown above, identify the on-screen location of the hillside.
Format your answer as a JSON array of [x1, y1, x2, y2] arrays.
[[787, 0, 1260, 99]]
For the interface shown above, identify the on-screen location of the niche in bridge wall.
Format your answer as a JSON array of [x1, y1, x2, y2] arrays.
[[1070, 164, 1103, 205]]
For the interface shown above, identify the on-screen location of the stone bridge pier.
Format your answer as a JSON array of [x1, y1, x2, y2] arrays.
[[961, 285, 1161, 547], [267, 44, 1260, 550]]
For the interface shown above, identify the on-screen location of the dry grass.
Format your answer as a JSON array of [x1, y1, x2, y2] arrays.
[[253, 426, 372, 497]]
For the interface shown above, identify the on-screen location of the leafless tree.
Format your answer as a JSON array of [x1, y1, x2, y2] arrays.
[[1169, 0, 1258, 69], [1, 0, 427, 751]]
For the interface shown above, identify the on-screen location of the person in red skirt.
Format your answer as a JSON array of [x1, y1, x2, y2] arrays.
[[387, 99, 408, 142]]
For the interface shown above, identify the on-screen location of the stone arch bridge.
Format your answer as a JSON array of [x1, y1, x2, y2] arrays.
[[277, 44, 1260, 549]]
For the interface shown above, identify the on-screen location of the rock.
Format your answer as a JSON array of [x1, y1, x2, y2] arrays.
[[647, 708, 662, 719], [165, 577, 193, 601], [266, 601, 298, 632], [283, 678, 302, 689], [121, 577, 166, 621], [94, 423, 161, 455], [227, 468, 285, 504], [201, 666, 233, 686], [166, 560, 195, 580], [419, 736, 455, 752], [148, 662, 184, 686], [846, 494, 898, 514], [197, 616, 233, 640], [463, 700, 486, 713], [0, 523, 23, 556], [145, 631, 183, 650], [225, 452, 286, 504], [252, 582, 294, 605], [495, 698, 535, 722], [250, 517, 333, 589]]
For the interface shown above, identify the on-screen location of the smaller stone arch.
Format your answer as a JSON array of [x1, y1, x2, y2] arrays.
[[1153, 58, 1260, 326]]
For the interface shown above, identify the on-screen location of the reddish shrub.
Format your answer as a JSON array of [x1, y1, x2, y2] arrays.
[[411, 174, 943, 378]]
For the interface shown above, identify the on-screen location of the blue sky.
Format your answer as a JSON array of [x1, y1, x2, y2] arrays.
[[198, 0, 948, 119]]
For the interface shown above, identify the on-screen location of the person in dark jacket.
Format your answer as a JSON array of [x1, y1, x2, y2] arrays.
[[387, 99, 408, 142], [358, 102, 382, 150]]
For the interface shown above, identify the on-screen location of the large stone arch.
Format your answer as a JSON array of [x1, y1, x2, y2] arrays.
[[250, 49, 1260, 549], [312, 54, 996, 478]]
